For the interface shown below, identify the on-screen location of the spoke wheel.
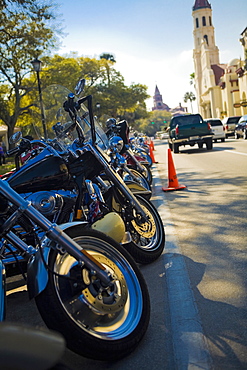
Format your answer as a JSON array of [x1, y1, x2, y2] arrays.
[[35, 227, 150, 361], [124, 195, 165, 264]]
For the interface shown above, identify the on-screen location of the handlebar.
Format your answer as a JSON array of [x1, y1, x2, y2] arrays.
[[7, 147, 19, 157]]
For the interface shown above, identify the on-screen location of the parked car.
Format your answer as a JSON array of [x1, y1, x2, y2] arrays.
[[160, 132, 169, 139], [222, 116, 241, 138], [234, 115, 247, 139], [156, 131, 169, 139], [167, 113, 213, 153], [204, 118, 225, 142]]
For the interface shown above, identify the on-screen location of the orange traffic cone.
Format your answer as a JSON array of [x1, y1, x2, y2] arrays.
[[162, 149, 187, 191], [149, 144, 158, 163], [150, 140, 155, 151]]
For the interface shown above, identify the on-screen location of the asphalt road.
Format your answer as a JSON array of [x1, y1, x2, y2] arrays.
[[5, 137, 247, 369], [154, 137, 247, 369]]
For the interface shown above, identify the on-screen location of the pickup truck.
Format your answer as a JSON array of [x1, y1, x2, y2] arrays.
[[167, 114, 213, 153]]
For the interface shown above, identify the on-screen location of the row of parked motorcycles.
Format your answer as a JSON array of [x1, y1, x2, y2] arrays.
[[0, 80, 165, 365]]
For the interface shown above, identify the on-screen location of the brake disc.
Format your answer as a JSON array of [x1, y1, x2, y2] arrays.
[[131, 205, 156, 238], [82, 254, 128, 314]]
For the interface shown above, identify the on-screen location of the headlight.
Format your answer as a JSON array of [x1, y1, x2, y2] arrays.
[[109, 136, 124, 153]]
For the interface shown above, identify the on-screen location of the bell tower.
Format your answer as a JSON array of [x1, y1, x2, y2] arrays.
[[192, 0, 220, 113], [152, 85, 170, 111]]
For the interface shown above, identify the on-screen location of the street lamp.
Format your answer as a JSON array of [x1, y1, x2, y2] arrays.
[[31, 57, 47, 139]]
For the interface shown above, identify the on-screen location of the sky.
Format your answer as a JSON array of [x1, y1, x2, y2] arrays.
[[56, 0, 247, 112]]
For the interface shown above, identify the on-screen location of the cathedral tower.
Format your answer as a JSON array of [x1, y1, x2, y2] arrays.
[[152, 85, 170, 111], [192, 0, 220, 114]]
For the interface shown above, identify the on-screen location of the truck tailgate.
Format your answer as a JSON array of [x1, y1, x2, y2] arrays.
[[176, 122, 210, 139]]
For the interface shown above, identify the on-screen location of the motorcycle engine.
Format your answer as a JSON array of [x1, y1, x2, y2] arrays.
[[27, 191, 64, 217]]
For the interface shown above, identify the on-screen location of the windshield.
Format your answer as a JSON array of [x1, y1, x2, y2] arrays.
[[171, 114, 203, 129], [39, 85, 109, 150]]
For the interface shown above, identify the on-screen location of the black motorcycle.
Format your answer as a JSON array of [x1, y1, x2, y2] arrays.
[[5, 83, 165, 264], [0, 177, 150, 361]]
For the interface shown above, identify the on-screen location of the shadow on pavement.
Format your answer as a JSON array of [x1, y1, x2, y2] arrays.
[[183, 255, 247, 370]]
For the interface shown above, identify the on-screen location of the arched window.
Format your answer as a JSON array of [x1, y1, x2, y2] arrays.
[[204, 35, 208, 45], [209, 16, 212, 26], [202, 16, 206, 26], [196, 18, 199, 28]]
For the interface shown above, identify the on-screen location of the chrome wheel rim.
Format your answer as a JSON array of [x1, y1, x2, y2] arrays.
[[53, 235, 143, 340]]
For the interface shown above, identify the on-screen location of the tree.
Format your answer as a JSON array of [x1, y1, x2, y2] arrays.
[[190, 72, 195, 87], [0, 1, 58, 142], [14, 54, 149, 134], [38, 54, 149, 119], [100, 53, 116, 63], [99, 53, 116, 87], [135, 110, 171, 136], [184, 92, 196, 113]]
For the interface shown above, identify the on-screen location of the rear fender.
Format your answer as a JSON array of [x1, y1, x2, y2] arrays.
[[27, 222, 88, 299]]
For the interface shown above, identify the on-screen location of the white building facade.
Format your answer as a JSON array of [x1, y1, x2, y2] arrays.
[[192, 0, 247, 119]]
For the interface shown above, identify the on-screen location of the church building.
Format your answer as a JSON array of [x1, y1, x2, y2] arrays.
[[192, 0, 247, 118], [152, 85, 170, 111], [152, 85, 188, 115]]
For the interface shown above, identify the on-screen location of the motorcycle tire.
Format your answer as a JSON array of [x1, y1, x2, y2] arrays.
[[124, 195, 165, 264], [35, 227, 150, 361]]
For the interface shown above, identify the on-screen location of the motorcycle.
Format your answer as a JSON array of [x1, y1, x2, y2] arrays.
[[0, 178, 150, 361], [4, 83, 165, 265], [104, 135, 152, 199], [105, 119, 153, 184]]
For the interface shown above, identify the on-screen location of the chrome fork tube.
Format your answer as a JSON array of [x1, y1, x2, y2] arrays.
[[0, 181, 112, 285], [89, 145, 147, 219]]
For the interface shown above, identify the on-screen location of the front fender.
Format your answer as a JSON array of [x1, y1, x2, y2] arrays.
[[27, 221, 88, 299], [125, 180, 152, 198]]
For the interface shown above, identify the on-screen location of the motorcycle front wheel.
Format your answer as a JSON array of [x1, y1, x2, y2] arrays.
[[35, 227, 150, 361], [124, 195, 165, 264]]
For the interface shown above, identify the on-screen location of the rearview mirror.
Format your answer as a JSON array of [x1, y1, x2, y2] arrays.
[[9, 131, 22, 145], [75, 79, 86, 96]]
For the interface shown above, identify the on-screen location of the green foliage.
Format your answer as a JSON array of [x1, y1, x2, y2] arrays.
[[134, 110, 171, 136], [36, 55, 150, 124], [0, 0, 58, 141], [0, 2, 150, 141], [100, 53, 116, 63]]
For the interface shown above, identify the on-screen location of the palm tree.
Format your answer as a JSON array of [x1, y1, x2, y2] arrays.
[[184, 92, 196, 113], [189, 72, 195, 88]]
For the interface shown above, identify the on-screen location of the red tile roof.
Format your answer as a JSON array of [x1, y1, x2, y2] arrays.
[[211, 64, 226, 85]]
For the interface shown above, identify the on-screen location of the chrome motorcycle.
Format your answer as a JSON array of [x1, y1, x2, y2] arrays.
[[5, 83, 165, 264], [0, 179, 150, 361], [105, 119, 153, 184]]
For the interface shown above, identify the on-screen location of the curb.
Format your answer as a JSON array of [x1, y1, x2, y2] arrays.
[[152, 164, 212, 369]]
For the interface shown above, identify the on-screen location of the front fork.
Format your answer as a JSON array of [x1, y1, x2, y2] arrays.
[[27, 222, 88, 299], [0, 181, 113, 291]]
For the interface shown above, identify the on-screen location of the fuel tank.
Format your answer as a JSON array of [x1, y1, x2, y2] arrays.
[[8, 147, 70, 193]]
